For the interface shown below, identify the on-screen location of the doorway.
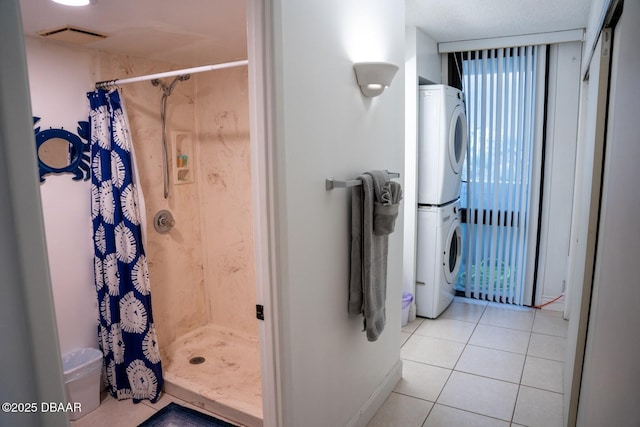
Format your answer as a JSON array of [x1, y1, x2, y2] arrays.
[[453, 46, 547, 306]]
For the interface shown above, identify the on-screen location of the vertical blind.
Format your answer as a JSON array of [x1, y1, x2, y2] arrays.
[[459, 45, 542, 305]]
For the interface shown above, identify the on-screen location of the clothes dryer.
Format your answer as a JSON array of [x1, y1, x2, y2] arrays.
[[415, 200, 462, 318], [418, 84, 467, 205]]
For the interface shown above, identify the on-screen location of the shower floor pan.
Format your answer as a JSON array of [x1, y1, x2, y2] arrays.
[[162, 324, 262, 427]]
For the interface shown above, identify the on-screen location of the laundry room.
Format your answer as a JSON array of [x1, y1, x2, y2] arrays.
[[392, 7, 586, 425], [402, 32, 582, 317]]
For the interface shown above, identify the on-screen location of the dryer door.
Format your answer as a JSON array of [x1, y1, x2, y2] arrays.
[[443, 217, 463, 284], [448, 104, 467, 174]]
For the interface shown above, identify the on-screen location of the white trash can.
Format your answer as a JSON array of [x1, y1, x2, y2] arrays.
[[402, 293, 414, 327], [62, 348, 103, 421]]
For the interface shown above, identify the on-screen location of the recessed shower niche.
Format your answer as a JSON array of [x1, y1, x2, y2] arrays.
[[171, 130, 194, 185]]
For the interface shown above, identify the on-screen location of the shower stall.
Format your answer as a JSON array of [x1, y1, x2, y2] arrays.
[[99, 52, 262, 426]]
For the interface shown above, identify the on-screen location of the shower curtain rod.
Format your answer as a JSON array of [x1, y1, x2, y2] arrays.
[[94, 59, 249, 89]]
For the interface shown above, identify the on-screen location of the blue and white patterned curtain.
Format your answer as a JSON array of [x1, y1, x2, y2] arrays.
[[88, 88, 163, 403]]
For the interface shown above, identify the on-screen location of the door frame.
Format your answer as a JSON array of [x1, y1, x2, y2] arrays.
[[563, 27, 612, 427], [0, 1, 68, 425], [246, 1, 283, 426], [457, 46, 547, 305]]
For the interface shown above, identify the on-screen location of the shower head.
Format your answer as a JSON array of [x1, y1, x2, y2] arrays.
[[152, 74, 190, 97], [153, 73, 191, 199]]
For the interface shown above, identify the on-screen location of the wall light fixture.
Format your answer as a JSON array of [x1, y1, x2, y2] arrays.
[[353, 62, 399, 97], [51, 0, 92, 6]]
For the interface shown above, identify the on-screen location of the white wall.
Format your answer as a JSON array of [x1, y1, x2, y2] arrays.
[[24, 37, 100, 356], [416, 29, 441, 84], [577, 1, 640, 425], [270, 1, 405, 426], [403, 27, 440, 310]]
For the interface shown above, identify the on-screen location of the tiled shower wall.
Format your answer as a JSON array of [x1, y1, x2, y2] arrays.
[[195, 68, 257, 337]]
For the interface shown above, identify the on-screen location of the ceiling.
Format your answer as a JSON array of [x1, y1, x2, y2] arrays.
[[19, 0, 248, 67], [406, 0, 592, 43], [19, 1, 593, 67]]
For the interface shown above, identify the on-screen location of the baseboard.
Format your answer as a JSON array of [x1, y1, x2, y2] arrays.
[[346, 359, 403, 427]]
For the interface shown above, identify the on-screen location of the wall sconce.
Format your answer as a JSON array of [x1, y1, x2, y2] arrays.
[[353, 62, 399, 97], [51, 0, 94, 5]]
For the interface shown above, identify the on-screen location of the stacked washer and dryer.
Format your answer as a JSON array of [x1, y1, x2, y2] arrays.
[[415, 84, 468, 319]]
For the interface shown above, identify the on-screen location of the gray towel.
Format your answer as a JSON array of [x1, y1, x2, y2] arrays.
[[367, 170, 402, 235], [349, 171, 402, 341]]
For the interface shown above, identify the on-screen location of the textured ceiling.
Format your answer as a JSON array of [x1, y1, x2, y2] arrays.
[[19, 0, 247, 67], [406, 0, 593, 43], [19, 1, 593, 67]]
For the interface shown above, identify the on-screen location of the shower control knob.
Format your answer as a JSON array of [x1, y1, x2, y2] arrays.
[[154, 209, 175, 234]]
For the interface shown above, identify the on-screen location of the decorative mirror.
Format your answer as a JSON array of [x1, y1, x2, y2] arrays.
[[33, 116, 91, 182]]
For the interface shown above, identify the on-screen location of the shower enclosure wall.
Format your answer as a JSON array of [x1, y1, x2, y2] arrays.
[[99, 52, 261, 426]]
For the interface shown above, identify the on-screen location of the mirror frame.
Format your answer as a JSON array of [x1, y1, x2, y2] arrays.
[[33, 116, 90, 182]]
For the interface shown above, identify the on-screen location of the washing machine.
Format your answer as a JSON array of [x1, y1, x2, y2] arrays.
[[418, 84, 468, 206], [415, 200, 462, 318]]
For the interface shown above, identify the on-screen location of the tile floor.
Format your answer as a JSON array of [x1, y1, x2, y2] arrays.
[[68, 297, 567, 427], [367, 297, 568, 427]]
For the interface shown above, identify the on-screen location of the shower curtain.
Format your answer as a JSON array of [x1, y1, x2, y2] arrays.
[[88, 88, 163, 403]]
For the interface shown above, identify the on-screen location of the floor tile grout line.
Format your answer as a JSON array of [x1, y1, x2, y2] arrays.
[[510, 382, 522, 424], [452, 367, 525, 386], [401, 355, 564, 396], [449, 305, 483, 372], [385, 388, 437, 426], [518, 327, 533, 387], [400, 305, 475, 424], [530, 330, 569, 339], [518, 384, 564, 395], [443, 302, 524, 425], [479, 302, 521, 425], [399, 299, 566, 427], [403, 351, 560, 391], [429, 302, 489, 423], [524, 353, 567, 363], [390, 390, 435, 404], [474, 322, 536, 334], [431, 401, 516, 425], [447, 367, 529, 388], [462, 342, 529, 357], [419, 406, 431, 427]]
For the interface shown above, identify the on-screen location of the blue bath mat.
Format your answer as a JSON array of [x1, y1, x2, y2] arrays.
[[138, 402, 237, 427]]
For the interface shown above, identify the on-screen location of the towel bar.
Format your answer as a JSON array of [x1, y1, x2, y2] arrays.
[[325, 171, 400, 190]]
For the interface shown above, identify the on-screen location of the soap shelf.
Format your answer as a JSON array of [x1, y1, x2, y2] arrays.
[[171, 130, 194, 185]]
